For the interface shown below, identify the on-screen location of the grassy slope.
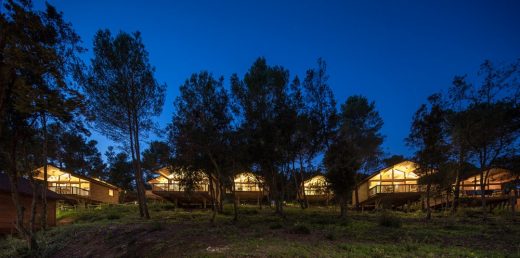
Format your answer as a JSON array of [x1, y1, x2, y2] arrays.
[[1, 203, 519, 257]]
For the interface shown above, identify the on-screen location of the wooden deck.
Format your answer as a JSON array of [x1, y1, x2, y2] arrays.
[[360, 184, 424, 208], [151, 183, 212, 207]]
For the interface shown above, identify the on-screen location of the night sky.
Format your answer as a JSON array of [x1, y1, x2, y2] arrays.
[[38, 0, 520, 159]]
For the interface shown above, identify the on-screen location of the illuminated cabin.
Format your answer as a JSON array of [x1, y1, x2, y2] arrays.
[[35, 165, 120, 204], [148, 167, 212, 207], [233, 172, 267, 204], [352, 161, 423, 209], [302, 175, 332, 203], [460, 168, 519, 207]]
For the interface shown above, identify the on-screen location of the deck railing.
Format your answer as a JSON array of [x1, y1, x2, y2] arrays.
[[461, 189, 504, 197], [49, 186, 89, 196], [235, 182, 262, 192], [368, 184, 424, 197], [152, 182, 208, 192], [304, 186, 330, 196]]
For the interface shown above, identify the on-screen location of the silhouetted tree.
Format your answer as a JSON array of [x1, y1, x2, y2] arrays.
[[231, 58, 299, 216], [46, 123, 105, 178], [142, 140, 171, 181], [169, 71, 232, 222], [325, 95, 384, 218], [448, 60, 520, 210], [84, 30, 166, 219], [383, 155, 407, 167], [407, 94, 450, 220], [0, 0, 84, 245], [106, 146, 135, 191], [293, 59, 337, 208]]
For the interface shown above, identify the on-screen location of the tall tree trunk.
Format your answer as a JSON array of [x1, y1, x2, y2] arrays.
[[127, 116, 143, 217], [426, 183, 432, 220], [354, 185, 360, 210], [290, 160, 302, 208], [40, 112, 48, 230], [8, 137, 38, 250], [479, 170, 487, 211], [270, 166, 284, 217], [133, 114, 150, 219], [232, 176, 238, 222], [28, 175, 38, 233], [209, 176, 217, 223], [451, 168, 461, 214], [511, 176, 518, 217], [339, 195, 348, 219], [298, 156, 308, 209]]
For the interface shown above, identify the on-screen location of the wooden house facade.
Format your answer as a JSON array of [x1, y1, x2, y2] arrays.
[[459, 168, 519, 208], [302, 175, 332, 203], [233, 172, 267, 204], [148, 167, 212, 207], [352, 161, 423, 209], [35, 165, 121, 205], [0, 173, 62, 234]]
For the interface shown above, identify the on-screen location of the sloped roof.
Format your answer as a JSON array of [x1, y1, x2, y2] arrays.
[[356, 160, 419, 186], [35, 165, 121, 190], [0, 173, 63, 200]]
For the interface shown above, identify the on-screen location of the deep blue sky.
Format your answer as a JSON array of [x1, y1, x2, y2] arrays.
[[39, 0, 520, 159]]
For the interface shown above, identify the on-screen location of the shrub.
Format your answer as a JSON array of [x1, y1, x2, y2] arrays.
[[325, 231, 337, 241], [269, 223, 283, 229], [289, 223, 311, 234], [443, 217, 458, 230], [149, 221, 163, 232], [456, 208, 485, 218], [239, 208, 259, 215], [106, 213, 120, 220], [76, 211, 104, 222], [378, 212, 402, 228]]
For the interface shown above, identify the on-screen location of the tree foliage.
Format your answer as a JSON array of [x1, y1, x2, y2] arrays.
[[84, 29, 166, 219], [325, 95, 384, 218]]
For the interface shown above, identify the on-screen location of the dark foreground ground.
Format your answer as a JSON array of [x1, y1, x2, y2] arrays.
[[1, 203, 519, 257]]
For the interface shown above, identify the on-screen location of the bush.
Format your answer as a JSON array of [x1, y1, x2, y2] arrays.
[[378, 212, 402, 228], [106, 213, 120, 220], [76, 211, 105, 222], [443, 217, 458, 230], [456, 208, 485, 218], [325, 231, 337, 241], [269, 223, 283, 229], [149, 221, 163, 232], [289, 223, 311, 234]]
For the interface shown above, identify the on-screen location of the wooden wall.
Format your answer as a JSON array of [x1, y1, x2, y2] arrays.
[[0, 193, 56, 234], [352, 181, 369, 204], [89, 182, 120, 204]]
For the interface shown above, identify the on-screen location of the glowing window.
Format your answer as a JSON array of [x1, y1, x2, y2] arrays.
[[109, 189, 114, 196]]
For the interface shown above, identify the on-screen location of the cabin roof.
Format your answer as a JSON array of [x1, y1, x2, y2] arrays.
[[148, 167, 210, 183], [234, 172, 265, 182], [0, 173, 63, 200], [461, 167, 514, 183], [36, 165, 121, 190], [304, 174, 327, 184], [356, 160, 419, 186]]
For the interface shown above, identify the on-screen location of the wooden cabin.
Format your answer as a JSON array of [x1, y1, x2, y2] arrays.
[[353, 161, 423, 209], [459, 168, 519, 208], [35, 165, 121, 205], [233, 172, 267, 205], [302, 175, 332, 203], [148, 167, 212, 207], [0, 173, 62, 234]]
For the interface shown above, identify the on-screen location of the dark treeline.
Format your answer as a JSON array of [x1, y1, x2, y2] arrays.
[[407, 60, 520, 219], [1, 0, 520, 251]]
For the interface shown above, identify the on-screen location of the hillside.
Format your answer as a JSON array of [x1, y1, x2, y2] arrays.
[[1, 204, 519, 257]]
